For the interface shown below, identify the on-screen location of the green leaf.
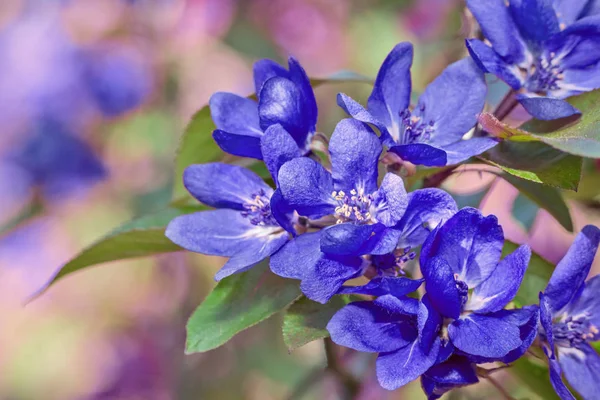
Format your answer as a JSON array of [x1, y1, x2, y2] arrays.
[[172, 106, 221, 199], [480, 140, 582, 191], [32, 206, 201, 297], [282, 295, 357, 352], [512, 192, 539, 232], [186, 262, 301, 353], [503, 241, 553, 306], [500, 173, 573, 232], [511, 357, 560, 400]]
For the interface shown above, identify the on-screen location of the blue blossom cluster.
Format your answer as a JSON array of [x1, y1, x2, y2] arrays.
[[166, 4, 600, 396]]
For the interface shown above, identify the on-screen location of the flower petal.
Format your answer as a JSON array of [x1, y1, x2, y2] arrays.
[[422, 208, 504, 288], [466, 0, 527, 62], [465, 39, 524, 89], [376, 338, 441, 390], [278, 157, 336, 219], [443, 136, 500, 165], [417, 58, 487, 146], [545, 225, 600, 312], [499, 306, 541, 363], [421, 356, 479, 400], [327, 300, 417, 353], [320, 223, 381, 256], [209, 92, 262, 136], [212, 130, 263, 159], [166, 209, 262, 256], [548, 356, 577, 400], [300, 255, 363, 303], [253, 59, 289, 94], [448, 313, 522, 358], [421, 257, 462, 319], [418, 294, 442, 353], [375, 173, 408, 227], [467, 244, 531, 314], [558, 343, 600, 400], [270, 231, 322, 280], [270, 188, 296, 236], [260, 124, 301, 185], [508, 0, 560, 44], [183, 163, 272, 210], [367, 42, 413, 141], [553, 0, 590, 26], [396, 188, 458, 249], [338, 276, 424, 298], [540, 292, 557, 358], [258, 76, 313, 149], [564, 275, 600, 332], [215, 232, 289, 281], [516, 94, 581, 121], [337, 92, 387, 131], [388, 143, 447, 167], [288, 56, 318, 133], [329, 118, 382, 194]]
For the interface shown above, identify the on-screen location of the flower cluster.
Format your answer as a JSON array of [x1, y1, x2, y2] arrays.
[[166, 28, 600, 400]]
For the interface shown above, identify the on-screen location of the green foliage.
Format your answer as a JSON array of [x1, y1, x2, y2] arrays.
[[33, 206, 203, 296], [282, 295, 357, 352], [503, 241, 553, 307], [186, 261, 302, 354], [500, 173, 573, 232]]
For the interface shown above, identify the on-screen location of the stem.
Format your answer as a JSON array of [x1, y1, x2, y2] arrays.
[[486, 375, 517, 400], [324, 338, 361, 400], [422, 166, 458, 188], [493, 90, 519, 121]]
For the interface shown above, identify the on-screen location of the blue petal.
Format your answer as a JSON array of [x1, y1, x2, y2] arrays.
[[270, 189, 296, 236], [421, 356, 479, 400], [564, 275, 600, 332], [209, 92, 262, 136], [561, 66, 600, 93], [278, 157, 336, 219], [337, 93, 387, 132], [376, 338, 441, 390], [517, 94, 581, 121], [418, 294, 442, 354], [212, 130, 263, 159], [329, 118, 382, 194], [395, 188, 458, 249], [183, 163, 272, 210], [300, 255, 364, 303], [338, 276, 424, 298], [258, 76, 313, 150], [467, 244, 531, 314], [270, 231, 322, 280], [559, 343, 600, 400], [327, 300, 417, 353], [421, 257, 462, 319], [508, 0, 560, 44], [545, 225, 600, 312], [466, 0, 527, 62], [260, 124, 301, 185], [465, 39, 524, 90], [443, 137, 500, 165], [214, 232, 289, 281], [417, 58, 487, 146], [375, 294, 420, 316], [166, 209, 268, 256], [367, 42, 413, 141], [363, 228, 402, 256], [540, 292, 557, 358], [422, 208, 504, 288], [551, 17, 600, 69], [320, 223, 381, 256], [498, 306, 540, 363], [448, 313, 522, 358], [253, 59, 289, 94], [549, 356, 577, 400], [553, 0, 590, 25], [388, 143, 447, 167], [287, 57, 318, 134], [375, 173, 409, 227]]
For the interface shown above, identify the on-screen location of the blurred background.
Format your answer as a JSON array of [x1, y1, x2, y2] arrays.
[[0, 0, 599, 399]]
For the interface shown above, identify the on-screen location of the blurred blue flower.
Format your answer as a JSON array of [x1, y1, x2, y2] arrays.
[[338, 42, 496, 167], [538, 225, 600, 400], [270, 118, 457, 303], [467, 0, 600, 120], [420, 208, 539, 362], [209, 57, 317, 159]]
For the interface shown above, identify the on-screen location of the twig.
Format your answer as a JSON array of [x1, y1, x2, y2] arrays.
[[493, 89, 519, 121]]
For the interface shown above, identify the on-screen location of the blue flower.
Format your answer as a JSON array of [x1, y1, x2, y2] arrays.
[[209, 57, 317, 160], [554, 0, 600, 26], [538, 225, 600, 400], [420, 356, 479, 400], [165, 128, 299, 281], [466, 0, 600, 120], [270, 118, 457, 303], [327, 295, 447, 390], [337, 42, 496, 167], [420, 208, 539, 361]]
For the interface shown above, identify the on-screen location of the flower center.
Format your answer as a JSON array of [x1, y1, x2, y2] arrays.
[[552, 314, 599, 347], [400, 107, 435, 144], [524, 53, 564, 94], [373, 247, 417, 277], [241, 189, 278, 226], [332, 189, 375, 224]]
